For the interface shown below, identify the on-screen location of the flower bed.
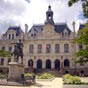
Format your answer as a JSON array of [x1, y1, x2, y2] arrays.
[[63, 74, 88, 88], [37, 73, 54, 81], [24, 73, 34, 77]]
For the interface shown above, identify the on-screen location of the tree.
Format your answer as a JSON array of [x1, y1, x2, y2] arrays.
[[0, 50, 11, 58], [75, 23, 88, 63], [68, 0, 88, 18]]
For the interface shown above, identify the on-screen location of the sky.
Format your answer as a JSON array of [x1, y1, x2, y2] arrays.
[[0, 0, 87, 35]]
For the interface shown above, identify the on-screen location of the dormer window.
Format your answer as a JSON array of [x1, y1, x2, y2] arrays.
[[12, 34, 14, 39], [64, 32, 68, 36], [63, 29, 68, 36], [9, 34, 11, 39], [31, 33, 36, 37]]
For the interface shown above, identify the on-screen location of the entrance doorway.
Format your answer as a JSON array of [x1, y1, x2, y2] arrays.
[[37, 59, 42, 69], [55, 59, 60, 70], [46, 59, 51, 69]]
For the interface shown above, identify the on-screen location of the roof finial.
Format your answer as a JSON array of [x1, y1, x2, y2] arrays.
[[48, 5, 51, 10]]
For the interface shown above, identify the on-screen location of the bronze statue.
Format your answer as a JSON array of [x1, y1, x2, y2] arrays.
[[12, 39, 24, 64]]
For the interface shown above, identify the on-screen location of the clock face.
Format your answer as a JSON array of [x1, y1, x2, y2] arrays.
[[49, 16, 51, 19]]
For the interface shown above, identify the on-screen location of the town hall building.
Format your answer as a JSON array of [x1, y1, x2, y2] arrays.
[[0, 5, 87, 76]]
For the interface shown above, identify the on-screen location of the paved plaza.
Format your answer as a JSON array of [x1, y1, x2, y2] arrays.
[[0, 77, 63, 88], [0, 77, 88, 88]]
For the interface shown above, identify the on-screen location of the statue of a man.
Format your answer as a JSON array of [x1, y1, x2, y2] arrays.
[[13, 39, 24, 64]]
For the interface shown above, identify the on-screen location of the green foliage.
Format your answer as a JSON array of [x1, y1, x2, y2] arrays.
[[0, 73, 7, 78], [68, 0, 79, 6], [38, 73, 53, 79], [0, 50, 11, 58], [24, 73, 34, 77], [76, 23, 88, 45], [75, 23, 88, 63], [68, 0, 88, 18], [63, 74, 81, 84]]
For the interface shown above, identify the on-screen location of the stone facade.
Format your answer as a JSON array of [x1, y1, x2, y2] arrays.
[[0, 6, 87, 76]]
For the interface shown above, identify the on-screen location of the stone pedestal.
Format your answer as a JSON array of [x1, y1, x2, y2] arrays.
[[8, 62, 24, 81]]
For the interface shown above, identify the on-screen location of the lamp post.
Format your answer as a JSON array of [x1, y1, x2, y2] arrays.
[[34, 56, 36, 74], [61, 56, 63, 76], [72, 21, 76, 75]]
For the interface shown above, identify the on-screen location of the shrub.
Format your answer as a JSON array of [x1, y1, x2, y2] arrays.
[[72, 76, 81, 84], [0, 73, 7, 78], [63, 74, 81, 84], [38, 73, 53, 79], [24, 73, 34, 77]]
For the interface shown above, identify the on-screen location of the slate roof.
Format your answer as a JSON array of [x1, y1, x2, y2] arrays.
[[29, 24, 43, 33], [4, 26, 23, 36], [55, 23, 71, 35], [29, 23, 71, 35]]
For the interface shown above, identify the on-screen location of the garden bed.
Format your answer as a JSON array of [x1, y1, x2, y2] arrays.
[[37, 73, 54, 81], [63, 74, 88, 88]]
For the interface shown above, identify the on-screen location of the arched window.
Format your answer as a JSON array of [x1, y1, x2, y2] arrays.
[[54, 59, 60, 70], [28, 59, 33, 67], [37, 59, 42, 69], [46, 59, 51, 69], [64, 59, 70, 67]]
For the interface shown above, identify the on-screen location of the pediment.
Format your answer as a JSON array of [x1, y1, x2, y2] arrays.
[[37, 24, 61, 39]]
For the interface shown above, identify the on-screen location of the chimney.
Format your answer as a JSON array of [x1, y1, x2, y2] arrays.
[[25, 24, 28, 34], [72, 21, 75, 38]]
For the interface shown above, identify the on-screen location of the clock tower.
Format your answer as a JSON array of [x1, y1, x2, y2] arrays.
[[45, 5, 54, 25]]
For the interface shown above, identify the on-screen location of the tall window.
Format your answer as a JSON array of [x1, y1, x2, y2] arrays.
[[29, 45, 34, 53], [8, 47, 12, 52], [12, 34, 14, 39], [55, 44, 60, 53], [64, 59, 70, 68], [9, 34, 11, 39], [38, 44, 42, 53], [1, 58, 4, 65], [79, 44, 83, 50], [2, 47, 5, 50], [64, 44, 69, 53], [46, 44, 51, 53]]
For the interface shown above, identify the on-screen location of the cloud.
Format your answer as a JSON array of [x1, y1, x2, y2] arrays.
[[0, 0, 28, 34], [0, 0, 85, 35]]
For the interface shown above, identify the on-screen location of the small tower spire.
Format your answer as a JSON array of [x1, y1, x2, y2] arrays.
[[45, 5, 54, 25]]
